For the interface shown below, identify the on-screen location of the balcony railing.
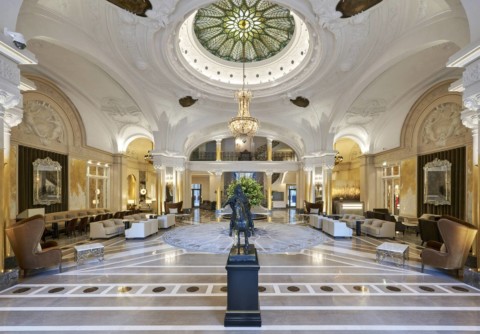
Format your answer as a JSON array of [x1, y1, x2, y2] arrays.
[[190, 151, 296, 162]]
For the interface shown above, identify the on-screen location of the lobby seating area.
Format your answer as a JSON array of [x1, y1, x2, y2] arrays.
[[125, 219, 158, 239], [361, 219, 396, 239], [89, 219, 125, 239]]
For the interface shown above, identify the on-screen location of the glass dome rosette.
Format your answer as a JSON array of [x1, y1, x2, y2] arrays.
[[193, 0, 295, 63], [177, 0, 312, 90]]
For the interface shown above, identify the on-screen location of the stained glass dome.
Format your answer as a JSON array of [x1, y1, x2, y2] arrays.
[[194, 0, 295, 62]]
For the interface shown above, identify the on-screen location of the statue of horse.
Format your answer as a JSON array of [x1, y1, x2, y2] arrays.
[[232, 197, 250, 253], [223, 184, 254, 237]]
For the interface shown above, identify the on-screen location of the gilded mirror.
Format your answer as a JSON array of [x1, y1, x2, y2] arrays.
[[33, 157, 62, 205], [423, 158, 451, 206]]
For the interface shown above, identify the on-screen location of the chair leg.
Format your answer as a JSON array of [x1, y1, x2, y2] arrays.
[[421, 264, 424, 273]]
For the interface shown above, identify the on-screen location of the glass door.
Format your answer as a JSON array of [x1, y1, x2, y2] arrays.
[[192, 184, 201, 208], [287, 185, 297, 208]]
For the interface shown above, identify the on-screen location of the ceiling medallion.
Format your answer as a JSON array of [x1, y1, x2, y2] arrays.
[[194, 0, 295, 62]]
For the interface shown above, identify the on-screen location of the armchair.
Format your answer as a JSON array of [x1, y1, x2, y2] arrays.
[[421, 217, 477, 276], [304, 200, 323, 214], [5, 215, 62, 276], [164, 201, 183, 214]]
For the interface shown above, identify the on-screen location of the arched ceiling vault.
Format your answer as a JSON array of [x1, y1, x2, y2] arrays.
[[13, 0, 472, 157]]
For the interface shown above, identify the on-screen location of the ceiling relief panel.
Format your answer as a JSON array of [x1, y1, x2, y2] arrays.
[[345, 99, 387, 126], [422, 103, 467, 147], [100, 97, 150, 131], [19, 100, 66, 146]]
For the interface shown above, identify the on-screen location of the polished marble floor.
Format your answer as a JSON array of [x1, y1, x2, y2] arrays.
[[1, 210, 480, 333]]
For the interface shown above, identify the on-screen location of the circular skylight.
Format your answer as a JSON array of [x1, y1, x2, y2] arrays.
[[194, 0, 295, 62]]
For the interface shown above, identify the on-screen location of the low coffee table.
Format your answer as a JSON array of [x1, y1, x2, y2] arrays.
[[376, 242, 409, 267], [74, 243, 104, 265]]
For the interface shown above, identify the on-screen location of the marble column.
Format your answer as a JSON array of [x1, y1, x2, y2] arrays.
[[154, 166, 166, 214], [322, 165, 333, 215], [358, 154, 376, 211], [0, 90, 21, 272], [265, 171, 273, 211], [215, 171, 222, 211], [461, 108, 480, 266], [216, 138, 222, 162], [448, 38, 480, 268], [175, 168, 184, 203], [267, 137, 273, 161], [304, 167, 313, 204], [184, 168, 192, 209]]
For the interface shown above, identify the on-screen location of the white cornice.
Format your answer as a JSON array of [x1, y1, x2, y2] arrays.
[[447, 41, 480, 68], [0, 34, 37, 65]]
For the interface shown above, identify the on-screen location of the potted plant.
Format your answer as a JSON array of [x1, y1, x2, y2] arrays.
[[226, 177, 264, 206]]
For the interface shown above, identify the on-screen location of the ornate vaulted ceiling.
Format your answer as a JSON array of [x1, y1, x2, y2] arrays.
[[15, 0, 468, 159]]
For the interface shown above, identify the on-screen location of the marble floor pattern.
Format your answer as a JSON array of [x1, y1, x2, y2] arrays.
[[1, 209, 480, 333]]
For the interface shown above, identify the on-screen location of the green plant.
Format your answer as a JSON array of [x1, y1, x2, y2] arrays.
[[226, 177, 264, 206]]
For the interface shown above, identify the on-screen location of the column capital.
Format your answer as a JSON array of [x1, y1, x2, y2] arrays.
[[265, 170, 273, 177], [215, 138, 223, 144], [0, 89, 20, 112], [461, 108, 480, 130], [3, 105, 23, 129], [214, 170, 223, 176], [266, 137, 274, 144]]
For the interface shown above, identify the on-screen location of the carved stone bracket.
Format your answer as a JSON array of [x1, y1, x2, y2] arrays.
[[0, 89, 20, 112], [145, 0, 178, 29], [4, 106, 23, 129]]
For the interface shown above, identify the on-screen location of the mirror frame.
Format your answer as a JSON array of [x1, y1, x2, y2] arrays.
[[423, 158, 451, 206], [33, 157, 62, 205]]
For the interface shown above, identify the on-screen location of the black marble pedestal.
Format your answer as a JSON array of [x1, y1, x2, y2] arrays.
[[224, 244, 261, 327]]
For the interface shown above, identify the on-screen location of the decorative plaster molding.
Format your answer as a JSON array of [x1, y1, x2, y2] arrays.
[[463, 60, 480, 87], [0, 57, 20, 85], [4, 106, 23, 129], [345, 99, 387, 125], [0, 89, 20, 111], [461, 108, 480, 130], [422, 102, 466, 147], [309, 0, 342, 28], [101, 97, 150, 130], [464, 94, 480, 111], [145, 0, 178, 29], [19, 100, 65, 146]]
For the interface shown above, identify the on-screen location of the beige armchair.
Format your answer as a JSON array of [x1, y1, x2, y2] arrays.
[[164, 201, 183, 214], [5, 215, 62, 276], [421, 217, 477, 276], [304, 200, 323, 214]]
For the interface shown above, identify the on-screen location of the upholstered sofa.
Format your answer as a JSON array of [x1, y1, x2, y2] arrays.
[[124, 213, 152, 222], [90, 219, 125, 239], [157, 214, 175, 229], [309, 214, 323, 229], [322, 217, 352, 238], [339, 214, 365, 229], [361, 219, 395, 238], [125, 219, 158, 239]]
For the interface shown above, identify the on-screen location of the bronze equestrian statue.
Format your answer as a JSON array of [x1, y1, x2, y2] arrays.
[[223, 184, 254, 237]]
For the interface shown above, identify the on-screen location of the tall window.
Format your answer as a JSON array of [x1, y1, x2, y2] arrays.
[[87, 163, 110, 208], [382, 165, 400, 215]]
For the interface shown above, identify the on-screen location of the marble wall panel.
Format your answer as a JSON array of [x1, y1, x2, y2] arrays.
[[400, 157, 417, 216], [70, 158, 87, 209]]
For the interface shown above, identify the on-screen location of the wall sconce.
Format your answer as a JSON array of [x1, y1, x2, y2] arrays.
[[127, 199, 135, 210], [92, 199, 98, 205]]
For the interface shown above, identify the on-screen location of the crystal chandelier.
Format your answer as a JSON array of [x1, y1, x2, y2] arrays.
[[228, 19, 259, 139]]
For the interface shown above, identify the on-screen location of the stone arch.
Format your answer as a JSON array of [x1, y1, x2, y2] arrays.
[[13, 75, 87, 152]]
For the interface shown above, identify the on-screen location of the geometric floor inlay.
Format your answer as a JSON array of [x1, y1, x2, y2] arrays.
[[163, 222, 330, 253]]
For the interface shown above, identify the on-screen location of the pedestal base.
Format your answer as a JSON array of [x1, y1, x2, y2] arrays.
[[224, 244, 261, 327]]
